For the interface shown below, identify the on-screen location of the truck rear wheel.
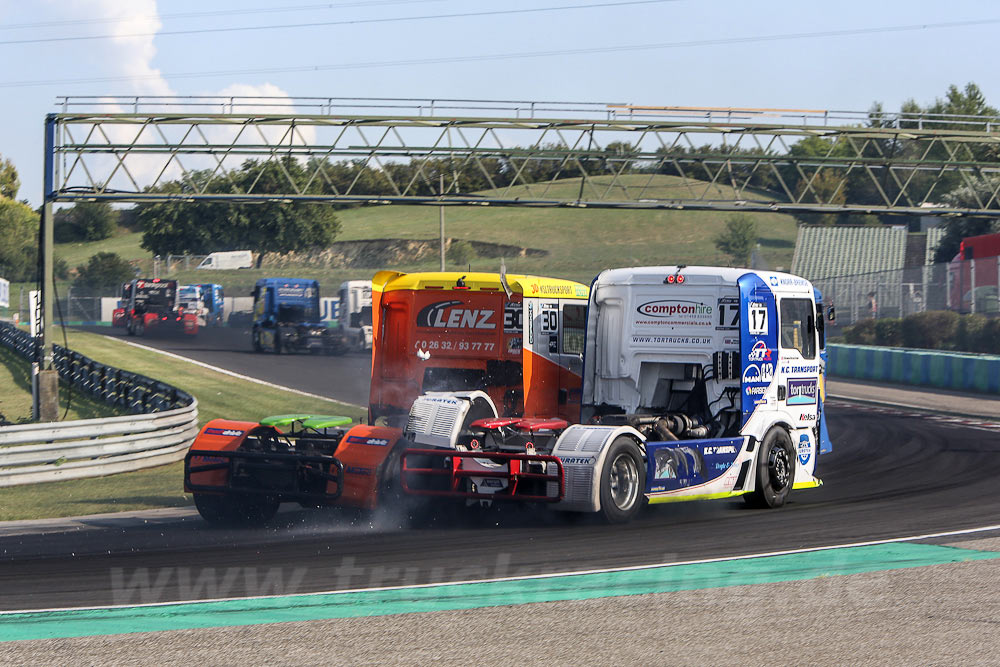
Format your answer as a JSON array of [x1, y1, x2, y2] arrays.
[[744, 427, 796, 509], [193, 493, 279, 526], [252, 329, 263, 352], [599, 437, 645, 524]]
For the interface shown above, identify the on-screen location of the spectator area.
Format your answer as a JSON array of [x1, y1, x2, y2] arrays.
[[791, 225, 909, 280]]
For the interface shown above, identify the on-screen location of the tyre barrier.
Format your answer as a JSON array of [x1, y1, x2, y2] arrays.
[[0, 322, 198, 486], [828, 343, 1000, 394]]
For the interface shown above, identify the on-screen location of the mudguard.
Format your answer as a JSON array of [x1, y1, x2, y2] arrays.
[[183, 419, 258, 492], [550, 424, 645, 512], [333, 424, 404, 509]]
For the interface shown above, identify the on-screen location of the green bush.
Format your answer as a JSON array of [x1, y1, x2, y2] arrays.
[[844, 318, 877, 345], [901, 310, 960, 350], [447, 239, 478, 268], [982, 318, 1000, 355], [874, 318, 902, 347], [956, 313, 989, 353]]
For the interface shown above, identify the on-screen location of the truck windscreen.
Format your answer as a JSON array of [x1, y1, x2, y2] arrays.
[[134, 284, 175, 309], [277, 304, 318, 323]]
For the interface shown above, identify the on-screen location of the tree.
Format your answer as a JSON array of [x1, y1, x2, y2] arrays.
[[54, 201, 117, 242], [714, 214, 758, 266], [931, 176, 1000, 262], [447, 239, 478, 267], [137, 158, 341, 266], [0, 154, 18, 200], [72, 252, 136, 297], [0, 197, 37, 281]]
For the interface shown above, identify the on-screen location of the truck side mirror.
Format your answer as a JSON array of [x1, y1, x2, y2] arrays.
[[827, 306, 836, 322]]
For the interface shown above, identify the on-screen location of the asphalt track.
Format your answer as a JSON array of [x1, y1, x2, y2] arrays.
[[77, 325, 372, 407], [3, 326, 1000, 612]]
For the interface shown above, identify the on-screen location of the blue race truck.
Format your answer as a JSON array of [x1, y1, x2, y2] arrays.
[[251, 278, 342, 354]]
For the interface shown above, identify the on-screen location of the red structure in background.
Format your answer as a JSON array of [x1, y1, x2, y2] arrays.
[[948, 232, 1000, 314]]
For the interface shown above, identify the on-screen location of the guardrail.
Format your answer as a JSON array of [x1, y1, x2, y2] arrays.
[[0, 322, 199, 486], [828, 343, 1000, 395]]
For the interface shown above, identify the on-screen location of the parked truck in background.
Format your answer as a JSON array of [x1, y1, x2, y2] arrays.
[[250, 278, 341, 354]]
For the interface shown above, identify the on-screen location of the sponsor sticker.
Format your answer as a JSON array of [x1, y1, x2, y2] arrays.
[[797, 434, 812, 465], [747, 340, 773, 362], [204, 428, 244, 437], [742, 363, 774, 384], [416, 301, 496, 330], [786, 378, 818, 405], [781, 364, 819, 374], [635, 300, 714, 327]]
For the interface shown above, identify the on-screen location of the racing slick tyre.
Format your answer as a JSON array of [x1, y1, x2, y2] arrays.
[[599, 437, 645, 524], [272, 334, 282, 354], [133, 319, 145, 337], [744, 427, 796, 509], [193, 493, 279, 526], [251, 329, 263, 353], [229, 494, 280, 525], [193, 493, 233, 525], [125, 318, 134, 336]]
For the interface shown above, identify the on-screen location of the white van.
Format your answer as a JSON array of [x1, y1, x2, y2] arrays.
[[196, 251, 253, 270]]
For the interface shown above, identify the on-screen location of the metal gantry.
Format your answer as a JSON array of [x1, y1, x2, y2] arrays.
[[45, 96, 1000, 217]]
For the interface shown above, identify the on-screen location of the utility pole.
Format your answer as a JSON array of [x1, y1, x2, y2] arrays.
[[34, 116, 59, 422], [439, 174, 446, 271]]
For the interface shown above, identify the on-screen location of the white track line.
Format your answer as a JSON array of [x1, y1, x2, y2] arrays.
[[5, 522, 1000, 616], [114, 338, 364, 410]]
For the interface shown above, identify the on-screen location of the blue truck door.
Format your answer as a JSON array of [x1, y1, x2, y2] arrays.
[[738, 273, 778, 428]]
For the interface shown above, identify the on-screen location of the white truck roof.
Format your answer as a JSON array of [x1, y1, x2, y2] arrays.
[[593, 266, 815, 296]]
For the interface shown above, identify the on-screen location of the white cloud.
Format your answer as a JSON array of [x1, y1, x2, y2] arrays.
[[47, 2, 310, 192]]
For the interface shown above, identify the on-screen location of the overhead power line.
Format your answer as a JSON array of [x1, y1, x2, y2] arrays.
[[0, 0, 678, 46], [1, 18, 997, 89], [0, 1, 445, 31]]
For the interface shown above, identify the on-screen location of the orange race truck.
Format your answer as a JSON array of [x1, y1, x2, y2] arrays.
[[183, 270, 590, 524]]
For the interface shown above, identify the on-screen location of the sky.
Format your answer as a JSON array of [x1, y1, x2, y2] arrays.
[[1, 0, 998, 206]]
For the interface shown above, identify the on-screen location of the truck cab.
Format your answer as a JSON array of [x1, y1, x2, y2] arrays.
[[581, 266, 832, 508], [122, 278, 197, 337], [251, 278, 340, 354], [370, 270, 590, 427], [398, 266, 833, 522]]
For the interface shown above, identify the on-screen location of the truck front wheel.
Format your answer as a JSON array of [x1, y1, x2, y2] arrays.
[[744, 427, 796, 509], [599, 437, 645, 524]]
